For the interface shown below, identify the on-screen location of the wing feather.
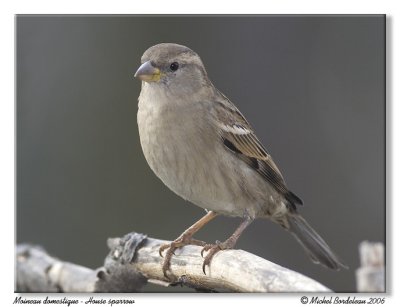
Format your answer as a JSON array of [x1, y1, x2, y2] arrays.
[[214, 98, 303, 206]]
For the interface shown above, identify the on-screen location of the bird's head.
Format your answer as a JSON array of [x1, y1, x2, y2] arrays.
[[134, 43, 211, 96]]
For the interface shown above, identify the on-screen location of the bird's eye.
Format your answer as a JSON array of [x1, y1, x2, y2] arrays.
[[170, 62, 179, 71]]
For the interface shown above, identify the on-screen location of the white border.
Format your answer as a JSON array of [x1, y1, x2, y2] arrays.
[[2, 0, 398, 306]]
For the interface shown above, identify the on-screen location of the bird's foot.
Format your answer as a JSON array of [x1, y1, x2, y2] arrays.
[[200, 238, 236, 274], [159, 236, 206, 278]]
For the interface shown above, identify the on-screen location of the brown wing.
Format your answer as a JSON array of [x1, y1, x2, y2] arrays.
[[214, 98, 303, 206]]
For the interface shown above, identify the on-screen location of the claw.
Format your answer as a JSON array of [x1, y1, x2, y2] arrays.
[[200, 217, 253, 275], [161, 247, 175, 277], [159, 244, 170, 258], [201, 244, 223, 275], [160, 237, 210, 278], [156, 212, 219, 278], [202, 261, 207, 274], [200, 244, 212, 258]]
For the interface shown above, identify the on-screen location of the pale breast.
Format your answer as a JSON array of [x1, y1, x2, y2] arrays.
[[136, 88, 286, 218], [137, 94, 247, 214]]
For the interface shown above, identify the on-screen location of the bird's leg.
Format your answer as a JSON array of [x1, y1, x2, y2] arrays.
[[201, 216, 253, 274], [159, 211, 218, 277]]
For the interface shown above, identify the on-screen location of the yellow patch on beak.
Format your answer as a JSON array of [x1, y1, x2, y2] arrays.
[[134, 61, 161, 82]]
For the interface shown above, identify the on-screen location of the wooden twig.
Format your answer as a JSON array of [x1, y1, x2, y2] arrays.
[[16, 244, 98, 292], [16, 232, 331, 292], [16, 243, 147, 293], [356, 241, 385, 292]]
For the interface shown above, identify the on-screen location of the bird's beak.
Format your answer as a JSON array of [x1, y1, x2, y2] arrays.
[[134, 61, 161, 82]]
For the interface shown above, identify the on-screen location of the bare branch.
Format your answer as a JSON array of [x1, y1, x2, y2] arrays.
[[16, 243, 147, 293], [16, 232, 331, 292], [356, 241, 385, 292], [16, 244, 98, 292]]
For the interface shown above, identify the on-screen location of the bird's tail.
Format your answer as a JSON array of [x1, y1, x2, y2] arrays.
[[285, 213, 347, 270]]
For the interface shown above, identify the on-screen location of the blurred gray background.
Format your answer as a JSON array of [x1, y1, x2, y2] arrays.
[[16, 15, 385, 292]]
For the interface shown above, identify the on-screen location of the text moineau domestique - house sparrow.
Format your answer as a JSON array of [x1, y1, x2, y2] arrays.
[[134, 43, 346, 277]]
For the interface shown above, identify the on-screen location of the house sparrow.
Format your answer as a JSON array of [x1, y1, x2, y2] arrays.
[[134, 43, 346, 277]]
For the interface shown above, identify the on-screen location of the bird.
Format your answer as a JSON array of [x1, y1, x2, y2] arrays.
[[134, 43, 346, 277]]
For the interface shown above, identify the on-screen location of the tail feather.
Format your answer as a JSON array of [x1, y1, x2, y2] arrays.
[[287, 213, 347, 270]]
